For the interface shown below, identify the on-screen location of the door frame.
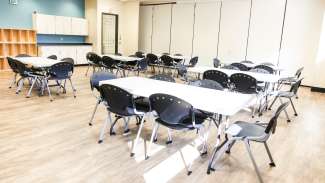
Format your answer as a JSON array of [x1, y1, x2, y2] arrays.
[[101, 13, 119, 54]]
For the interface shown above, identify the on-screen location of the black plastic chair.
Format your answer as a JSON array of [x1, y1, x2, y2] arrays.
[[7, 57, 20, 88], [213, 58, 220, 68], [85, 52, 102, 76], [203, 70, 229, 88], [89, 72, 117, 126], [135, 51, 145, 58], [173, 53, 183, 63], [47, 55, 57, 60], [190, 79, 224, 91], [269, 78, 303, 122], [160, 55, 175, 73], [207, 102, 290, 183], [134, 58, 149, 76], [147, 93, 210, 174], [185, 56, 198, 67], [16, 54, 31, 57], [222, 64, 240, 70], [230, 73, 258, 94], [46, 62, 76, 101], [101, 56, 121, 76], [61, 57, 74, 65], [147, 53, 159, 73], [149, 74, 175, 82], [98, 84, 147, 149], [230, 62, 249, 71], [253, 65, 274, 74], [278, 67, 304, 93]]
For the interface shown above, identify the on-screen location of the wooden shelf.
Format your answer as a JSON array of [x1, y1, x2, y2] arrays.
[[0, 28, 37, 70]]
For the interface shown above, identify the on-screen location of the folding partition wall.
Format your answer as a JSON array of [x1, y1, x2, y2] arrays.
[[138, 0, 325, 87]]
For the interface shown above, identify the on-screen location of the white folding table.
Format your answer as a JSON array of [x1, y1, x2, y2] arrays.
[[15, 57, 62, 68], [187, 66, 284, 83], [99, 77, 255, 159], [103, 54, 142, 62]]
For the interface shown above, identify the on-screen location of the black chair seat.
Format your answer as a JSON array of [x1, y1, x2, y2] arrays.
[[156, 110, 207, 130], [231, 121, 266, 138]]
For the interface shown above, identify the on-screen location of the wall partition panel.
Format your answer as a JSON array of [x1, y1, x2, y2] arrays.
[[246, 0, 285, 64], [152, 4, 172, 54], [170, 3, 195, 57], [218, 0, 251, 63], [139, 6, 153, 53], [193, 2, 221, 66]]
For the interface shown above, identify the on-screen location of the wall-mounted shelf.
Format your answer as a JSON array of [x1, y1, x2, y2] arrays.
[[0, 28, 37, 70]]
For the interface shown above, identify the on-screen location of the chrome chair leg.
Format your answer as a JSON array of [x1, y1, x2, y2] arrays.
[[16, 78, 24, 94], [45, 80, 53, 101], [146, 122, 159, 159], [26, 76, 38, 98], [289, 98, 298, 116], [179, 148, 193, 175], [264, 142, 275, 167], [85, 64, 91, 76], [244, 139, 264, 183], [89, 99, 101, 126], [98, 115, 111, 144], [9, 73, 17, 89], [68, 78, 77, 98], [166, 129, 173, 144], [268, 96, 278, 110], [279, 98, 291, 122]]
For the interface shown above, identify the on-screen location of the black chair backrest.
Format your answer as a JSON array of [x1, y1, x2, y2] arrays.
[[173, 53, 183, 63], [90, 71, 117, 91], [16, 54, 31, 57], [190, 79, 224, 90], [265, 102, 289, 134], [149, 93, 193, 125], [213, 58, 220, 68], [174, 53, 182, 56], [222, 64, 240, 70], [7, 57, 19, 73], [87, 52, 102, 64], [137, 58, 148, 70], [12, 59, 32, 76], [61, 57, 74, 65], [150, 74, 175, 82], [290, 78, 303, 95], [135, 51, 145, 58], [188, 56, 198, 67], [48, 62, 74, 80], [253, 65, 274, 74], [203, 70, 229, 88], [230, 63, 249, 71], [230, 73, 257, 94], [295, 67, 304, 78], [160, 55, 174, 66], [47, 55, 57, 60], [240, 60, 254, 64], [250, 68, 270, 74], [101, 56, 117, 69], [100, 84, 135, 116], [146, 53, 159, 64], [260, 62, 275, 66]]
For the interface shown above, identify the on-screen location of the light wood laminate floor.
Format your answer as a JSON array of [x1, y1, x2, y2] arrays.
[[0, 67, 324, 183]]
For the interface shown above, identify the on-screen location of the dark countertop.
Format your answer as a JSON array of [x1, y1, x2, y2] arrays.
[[37, 43, 93, 46]]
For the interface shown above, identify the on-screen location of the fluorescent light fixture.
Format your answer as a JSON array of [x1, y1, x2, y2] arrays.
[[9, 0, 18, 5]]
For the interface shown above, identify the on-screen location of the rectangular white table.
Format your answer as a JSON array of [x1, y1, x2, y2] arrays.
[[100, 77, 254, 116], [187, 66, 285, 83], [103, 54, 142, 62], [15, 57, 61, 68]]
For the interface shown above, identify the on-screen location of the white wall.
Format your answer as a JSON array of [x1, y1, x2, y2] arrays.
[[138, 0, 325, 88], [85, 0, 98, 52]]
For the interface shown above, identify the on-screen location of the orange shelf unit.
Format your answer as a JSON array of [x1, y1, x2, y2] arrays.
[[0, 28, 37, 70]]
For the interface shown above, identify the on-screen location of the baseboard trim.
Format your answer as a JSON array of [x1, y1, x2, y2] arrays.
[[311, 86, 325, 93]]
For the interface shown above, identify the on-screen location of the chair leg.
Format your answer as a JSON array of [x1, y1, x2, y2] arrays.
[[179, 148, 193, 175], [166, 129, 173, 144], [16, 78, 24, 94], [244, 139, 264, 183], [225, 140, 236, 154], [289, 98, 298, 116], [279, 98, 291, 122], [123, 117, 131, 134], [264, 142, 276, 167], [130, 114, 146, 157], [89, 99, 101, 126], [146, 122, 159, 159], [85, 64, 91, 76], [45, 80, 53, 102], [268, 96, 278, 110], [98, 114, 111, 144], [68, 78, 77, 98], [26, 76, 38, 98], [9, 73, 17, 89]]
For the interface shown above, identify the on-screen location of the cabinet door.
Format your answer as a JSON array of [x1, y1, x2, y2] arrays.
[[76, 46, 92, 64], [33, 14, 55, 34], [71, 18, 88, 36], [55, 16, 72, 35], [39, 46, 60, 58], [59, 46, 77, 62]]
